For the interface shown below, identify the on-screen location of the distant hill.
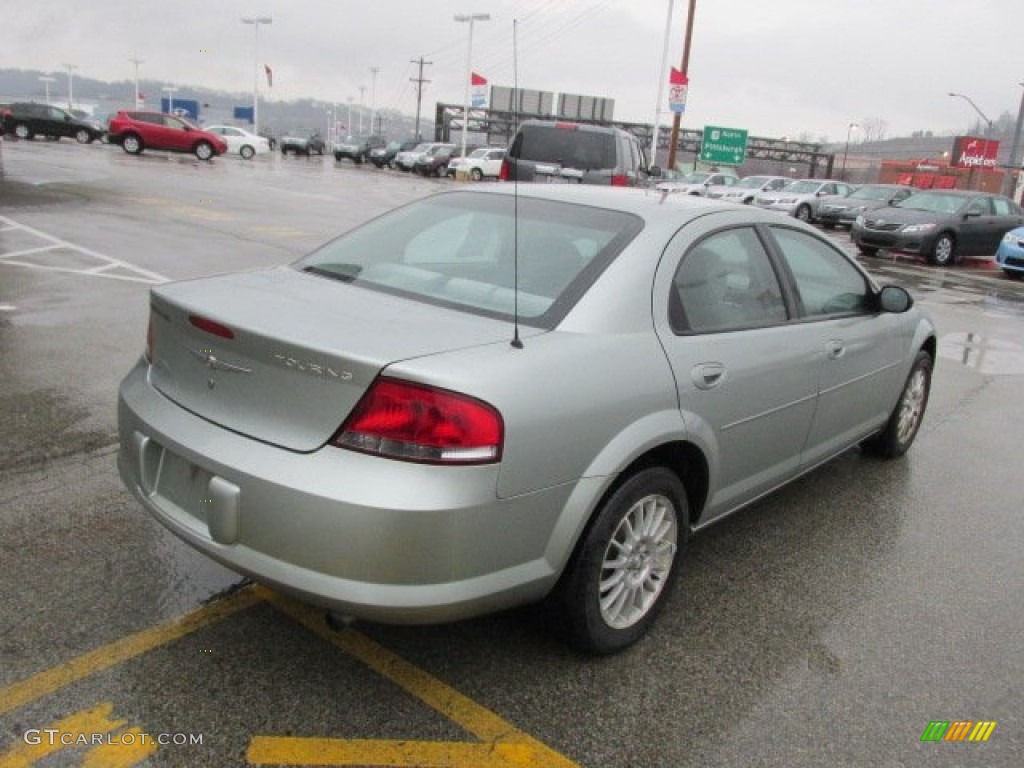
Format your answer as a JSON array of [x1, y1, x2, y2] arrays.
[[0, 67, 430, 140]]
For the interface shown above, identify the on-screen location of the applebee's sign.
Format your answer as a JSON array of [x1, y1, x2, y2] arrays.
[[951, 136, 999, 169]]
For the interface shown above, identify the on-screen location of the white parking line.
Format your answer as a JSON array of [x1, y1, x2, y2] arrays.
[[0, 214, 169, 284]]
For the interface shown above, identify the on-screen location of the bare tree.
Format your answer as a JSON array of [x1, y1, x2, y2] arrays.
[[858, 117, 888, 143]]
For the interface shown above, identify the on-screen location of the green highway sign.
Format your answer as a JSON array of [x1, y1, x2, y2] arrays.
[[700, 125, 748, 165]]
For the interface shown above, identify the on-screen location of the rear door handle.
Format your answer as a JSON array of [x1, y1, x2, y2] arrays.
[[826, 340, 845, 360], [692, 362, 726, 390]]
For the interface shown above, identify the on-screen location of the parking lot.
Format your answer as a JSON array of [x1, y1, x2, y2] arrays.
[[1, 138, 1022, 767]]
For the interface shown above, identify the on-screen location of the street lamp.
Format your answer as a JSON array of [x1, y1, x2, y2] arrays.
[[649, 0, 676, 169], [129, 57, 144, 108], [346, 97, 353, 136], [370, 66, 379, 137], [162, 85, 179, 114], [62, 63, 77, 109], [949, 92, 994, 136], [454, 12, 490, 158], [842, 122, 858, 179], [358, 86, 366, 133], [1002, 82, 1024, 199], [38, 75, 56, 105], [241, 16, 272, 135]]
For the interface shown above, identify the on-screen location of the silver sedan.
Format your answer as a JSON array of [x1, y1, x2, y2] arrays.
[[118, 185, 936, 654]]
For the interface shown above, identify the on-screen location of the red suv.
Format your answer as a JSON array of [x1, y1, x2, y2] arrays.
[[107, 111, 228, 161]]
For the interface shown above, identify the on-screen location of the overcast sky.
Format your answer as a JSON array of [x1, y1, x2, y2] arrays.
[[6, 0, 1023, 141]]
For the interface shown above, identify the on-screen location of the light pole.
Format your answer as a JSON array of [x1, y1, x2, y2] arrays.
[[346, 97, 353, 136], [162, 86, 179, 115], [370, 66, 379, 136], [38, 75, 55, 105], [241, 16, 272, 135], [1000, 83, 1024, 200], [454, 12, 490, 158], [62, 63, 77, 109], [841, 122, 858, 179], [949, 91, 994, 136], [358, 86, 366, 133], [129, 57, 143, 107]]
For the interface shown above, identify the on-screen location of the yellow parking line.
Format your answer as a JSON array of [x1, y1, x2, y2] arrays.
[[256, 588, 580, 768], [248, 738, 537, 768], [0, 587, 262, 717]]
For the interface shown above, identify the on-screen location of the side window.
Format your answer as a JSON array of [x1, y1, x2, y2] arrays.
[[670, 227, 788, 334], [967, 197, 992, 215], [770, 227, 870, 317], [992, 198, 1012, 216]]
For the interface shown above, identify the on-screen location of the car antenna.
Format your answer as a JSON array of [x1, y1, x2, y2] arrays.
[[511, 17, 524, 350]]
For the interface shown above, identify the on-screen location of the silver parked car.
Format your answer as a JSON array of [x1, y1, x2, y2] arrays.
[[118, 186, 936, 654], [707, 175, 791, 204], [755, 178, 854, 221]]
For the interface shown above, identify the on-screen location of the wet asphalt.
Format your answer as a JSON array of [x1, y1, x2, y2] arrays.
[[1, 139, 1022, 767]]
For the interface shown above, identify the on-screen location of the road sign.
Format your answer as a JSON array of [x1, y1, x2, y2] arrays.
[[700, 125, 748, 166]]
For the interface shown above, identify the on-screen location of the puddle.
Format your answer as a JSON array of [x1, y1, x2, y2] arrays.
[[0, 388, 116, 469]]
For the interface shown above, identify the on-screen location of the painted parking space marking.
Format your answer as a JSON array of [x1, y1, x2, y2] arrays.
[[0, 215, 169, 284], [0, 585, 580, 768]]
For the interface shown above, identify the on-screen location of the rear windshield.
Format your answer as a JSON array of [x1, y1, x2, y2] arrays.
[[296, 192, 643, 328], [516, 126, 617, 171]]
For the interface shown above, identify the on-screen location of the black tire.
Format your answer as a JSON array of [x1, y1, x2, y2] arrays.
[[194, 141, 214, 161], [862, 350, 932, 459], [857, 244, 880, 257], [354, 154, 363, 164], [14, 123, 32, 140], [240, 145, 255, 160], [554, 467, 687, 654], [75, 128, 93, 144], [928, 233, 956, 266], [122, 133, 143, 155], [1003, 268, 1023, 280], [334, 153, 343, 162], [281, 146, 288, 155], [822, 222, 836, 230], [470, 167, 484, 181], [795, 204, 812, 222]]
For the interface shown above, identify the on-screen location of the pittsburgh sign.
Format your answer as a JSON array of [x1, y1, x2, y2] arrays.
[[951, 135, 1000, 169]]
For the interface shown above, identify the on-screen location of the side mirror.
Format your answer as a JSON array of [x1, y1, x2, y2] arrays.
[[648, 165, 662, 178], [878, 285, 913, 313]]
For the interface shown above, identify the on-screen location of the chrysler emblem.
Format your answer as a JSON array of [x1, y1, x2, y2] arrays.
[[185, 345, 252, 374]]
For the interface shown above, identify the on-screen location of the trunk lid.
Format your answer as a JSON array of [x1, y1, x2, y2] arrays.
[[148, 266, 528, 452]]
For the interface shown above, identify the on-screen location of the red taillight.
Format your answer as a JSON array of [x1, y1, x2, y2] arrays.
[[332, 378, 503, 464], [188, 314, 235, 339], [610, 174, 629, 187], [498, 158, 510, 181]]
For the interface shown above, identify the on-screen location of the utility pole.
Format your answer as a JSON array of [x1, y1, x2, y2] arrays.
[[666, 0, 697, 171], [410, 56, 432, 140]]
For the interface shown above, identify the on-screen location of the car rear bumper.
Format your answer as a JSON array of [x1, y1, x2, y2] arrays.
[[117, 359, 569, 624]]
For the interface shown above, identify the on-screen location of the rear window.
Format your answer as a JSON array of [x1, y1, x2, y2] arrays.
[[516, 126, 617, 171], [296, 192, 643, 328]]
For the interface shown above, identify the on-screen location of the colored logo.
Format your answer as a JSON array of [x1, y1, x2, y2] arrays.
[[921, 721, 997, 742]]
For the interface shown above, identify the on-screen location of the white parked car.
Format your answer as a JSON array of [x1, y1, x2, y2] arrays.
[[447, 147, 507, 180], [656, 171, 739, 196], [203, 125, 271, 160], [706, 175, 792, 204]]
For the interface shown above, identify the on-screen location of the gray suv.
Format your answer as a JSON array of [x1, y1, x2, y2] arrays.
[[499, 119, 649, 186]]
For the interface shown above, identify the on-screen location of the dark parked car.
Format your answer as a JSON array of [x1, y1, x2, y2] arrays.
[[851, 190, 1024, 266], [817, 184, 914, 229], [413, 144, 458, 177], [332, 134, 386, 164], [368, 139, 421, 168], [2, 102, 105, 143], [280, 132, 326, 156], [107, 110, 227, 160], [499, 119, 651, 186]]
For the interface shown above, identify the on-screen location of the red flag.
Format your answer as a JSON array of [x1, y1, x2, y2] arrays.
[[264, 64, 273, 88], [471, 72, 487, 86], [669, 67, 688, 86]]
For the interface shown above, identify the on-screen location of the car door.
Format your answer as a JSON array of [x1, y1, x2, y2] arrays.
[[957, 197, 998, 255], [655, 222, 821, 524], [765, 224, 906, 465]]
